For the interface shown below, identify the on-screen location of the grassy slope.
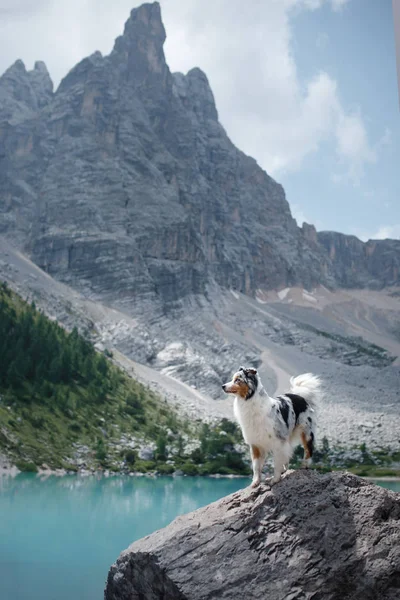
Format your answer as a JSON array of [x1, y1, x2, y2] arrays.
[[0, 283, 185, 470], [0, 283, 250, 475]]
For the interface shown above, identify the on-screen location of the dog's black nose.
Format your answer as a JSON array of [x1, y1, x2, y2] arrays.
[[222, 384, 226, 390]]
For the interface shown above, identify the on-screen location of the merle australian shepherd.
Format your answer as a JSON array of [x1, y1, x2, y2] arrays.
[[222, 367, 322, 487]]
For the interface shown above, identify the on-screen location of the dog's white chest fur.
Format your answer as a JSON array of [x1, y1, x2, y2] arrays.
[[233, 391, 275, 452]]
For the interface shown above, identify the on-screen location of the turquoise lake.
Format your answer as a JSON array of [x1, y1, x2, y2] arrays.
[[0, 474, 248, 600], [1, 474, 399, 600]]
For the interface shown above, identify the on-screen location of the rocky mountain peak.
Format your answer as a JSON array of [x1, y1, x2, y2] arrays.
[[57, 51, 105, 93], [29, 61, 53, 106], [0, 59, 28, 99], [0, 2, 398, 310], [6, 58, 26, 75], [172, 68, 219, 122], [124, 2, 165, 44], [302, 222, 318, 245], [112, 2, 167, 85], [0, 58, 53, 122]]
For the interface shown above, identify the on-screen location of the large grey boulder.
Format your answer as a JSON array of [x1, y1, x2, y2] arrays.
[[105, 470, 400, 600]]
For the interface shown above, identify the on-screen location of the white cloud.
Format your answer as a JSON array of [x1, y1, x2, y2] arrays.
[[291, 204, 310, 227], [334, 111, 377, 185], [356, 225, 400, 242], [370, 225, 400, 240], [336, 113, 375, 162], [162, 0, 372, 183], [332, 122, 391, 186], [376, 127, 392, 151], [284, 0, 350, 11], [297, 0, 326, 9], [331, 0, 351, 11]]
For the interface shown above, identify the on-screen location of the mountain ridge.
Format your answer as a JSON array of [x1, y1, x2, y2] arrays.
[[0, 1, 399, 312]]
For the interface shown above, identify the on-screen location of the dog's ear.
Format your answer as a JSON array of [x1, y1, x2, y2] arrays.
[[246, 368, 258, 375], [239, 366, 258, 376]]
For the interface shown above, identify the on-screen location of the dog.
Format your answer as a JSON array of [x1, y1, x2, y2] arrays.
[[222, 367, 322, 487]]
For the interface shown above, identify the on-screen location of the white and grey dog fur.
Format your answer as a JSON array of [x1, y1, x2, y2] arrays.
[[222, 367, 322, 487]]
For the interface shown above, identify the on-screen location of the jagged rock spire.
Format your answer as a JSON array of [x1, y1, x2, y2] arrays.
[[112, 2, 168, 84]]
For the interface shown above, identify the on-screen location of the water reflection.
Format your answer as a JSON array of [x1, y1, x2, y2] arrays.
[[0, 474, 248, 600]]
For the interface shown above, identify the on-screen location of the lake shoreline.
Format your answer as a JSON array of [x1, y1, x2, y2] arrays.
[[1, 465, 400, 483], [0, 465, 250, 479], [364, 476, 400, 482]]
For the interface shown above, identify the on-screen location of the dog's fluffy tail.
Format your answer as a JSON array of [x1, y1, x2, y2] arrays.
[[289, 373, 322, 408]]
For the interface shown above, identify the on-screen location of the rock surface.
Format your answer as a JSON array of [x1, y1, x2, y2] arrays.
[[0, 2, 399, 313], [105, 470, 400, 600], [318, 232, 400, 289]]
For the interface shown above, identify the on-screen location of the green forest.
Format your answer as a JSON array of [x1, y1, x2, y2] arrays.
[[0, 282, 250, 476], [0, 283, 111, 398]]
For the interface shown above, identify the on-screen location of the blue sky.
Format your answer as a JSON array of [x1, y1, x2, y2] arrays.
[[0, 0, 398, 240], [285, 0, 399, 240]]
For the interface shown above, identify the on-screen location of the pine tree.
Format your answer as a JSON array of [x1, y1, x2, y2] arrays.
[[7, 360, 24, 388], [155, 430, 168, 461]]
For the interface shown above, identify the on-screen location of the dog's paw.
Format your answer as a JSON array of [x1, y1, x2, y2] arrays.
[[266, 474, 281, 485], [262, 476, 275, 487], [250, 479, 260, 489]]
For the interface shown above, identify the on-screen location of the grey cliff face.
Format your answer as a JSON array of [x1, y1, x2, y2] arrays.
[[105, 470, 400, 600], [0, 1, 398, 312], [318, 231, 400, 289]]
